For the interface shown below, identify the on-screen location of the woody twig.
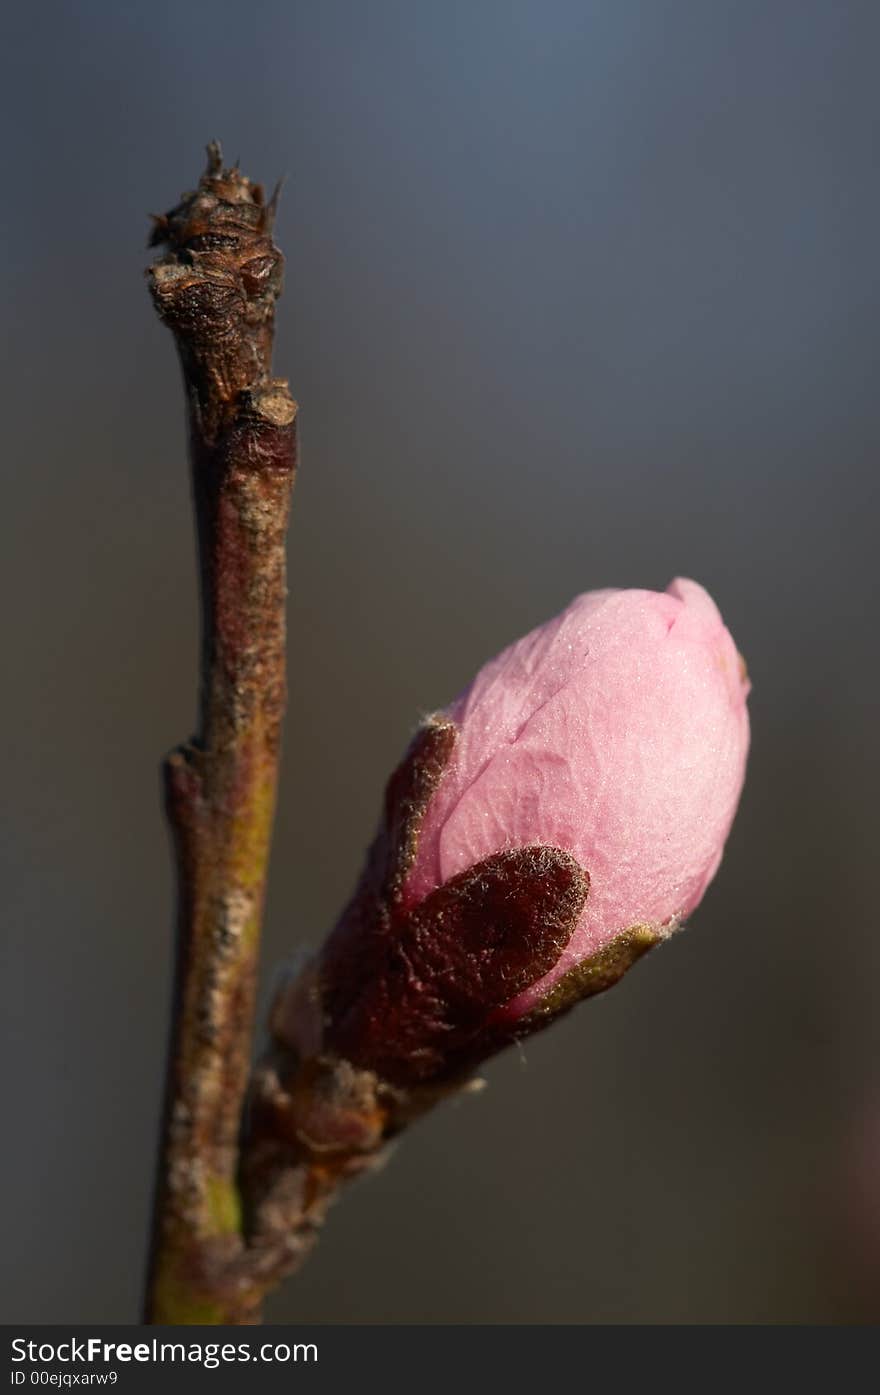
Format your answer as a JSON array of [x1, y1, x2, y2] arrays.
[[144, 144, 298, 1324]]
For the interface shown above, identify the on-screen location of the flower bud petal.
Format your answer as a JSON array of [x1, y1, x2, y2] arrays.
[[285, 578, 749, 1089], [405, 578, 749, 1017]]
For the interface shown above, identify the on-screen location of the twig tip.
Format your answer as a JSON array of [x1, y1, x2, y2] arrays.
[[205, 140, 224, 176]]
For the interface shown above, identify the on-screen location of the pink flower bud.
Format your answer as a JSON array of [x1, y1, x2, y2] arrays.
[[406, 576, 750, 1016], [279, 578, 749, 1090]]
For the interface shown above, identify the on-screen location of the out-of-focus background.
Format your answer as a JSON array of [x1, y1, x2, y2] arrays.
[[3, 0, 878, 1324]]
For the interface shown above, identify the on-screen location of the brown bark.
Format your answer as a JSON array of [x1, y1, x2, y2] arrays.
[[144, 145, 299, 1323]]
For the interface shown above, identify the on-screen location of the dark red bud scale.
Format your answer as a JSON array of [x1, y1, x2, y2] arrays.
[[315, 719, 589, 1086]]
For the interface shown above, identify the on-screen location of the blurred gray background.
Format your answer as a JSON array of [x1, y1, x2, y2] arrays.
[[3, 0, 879, 1324]]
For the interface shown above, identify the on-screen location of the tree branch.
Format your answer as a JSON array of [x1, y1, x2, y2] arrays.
[[144, 144, 298, 1324]]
